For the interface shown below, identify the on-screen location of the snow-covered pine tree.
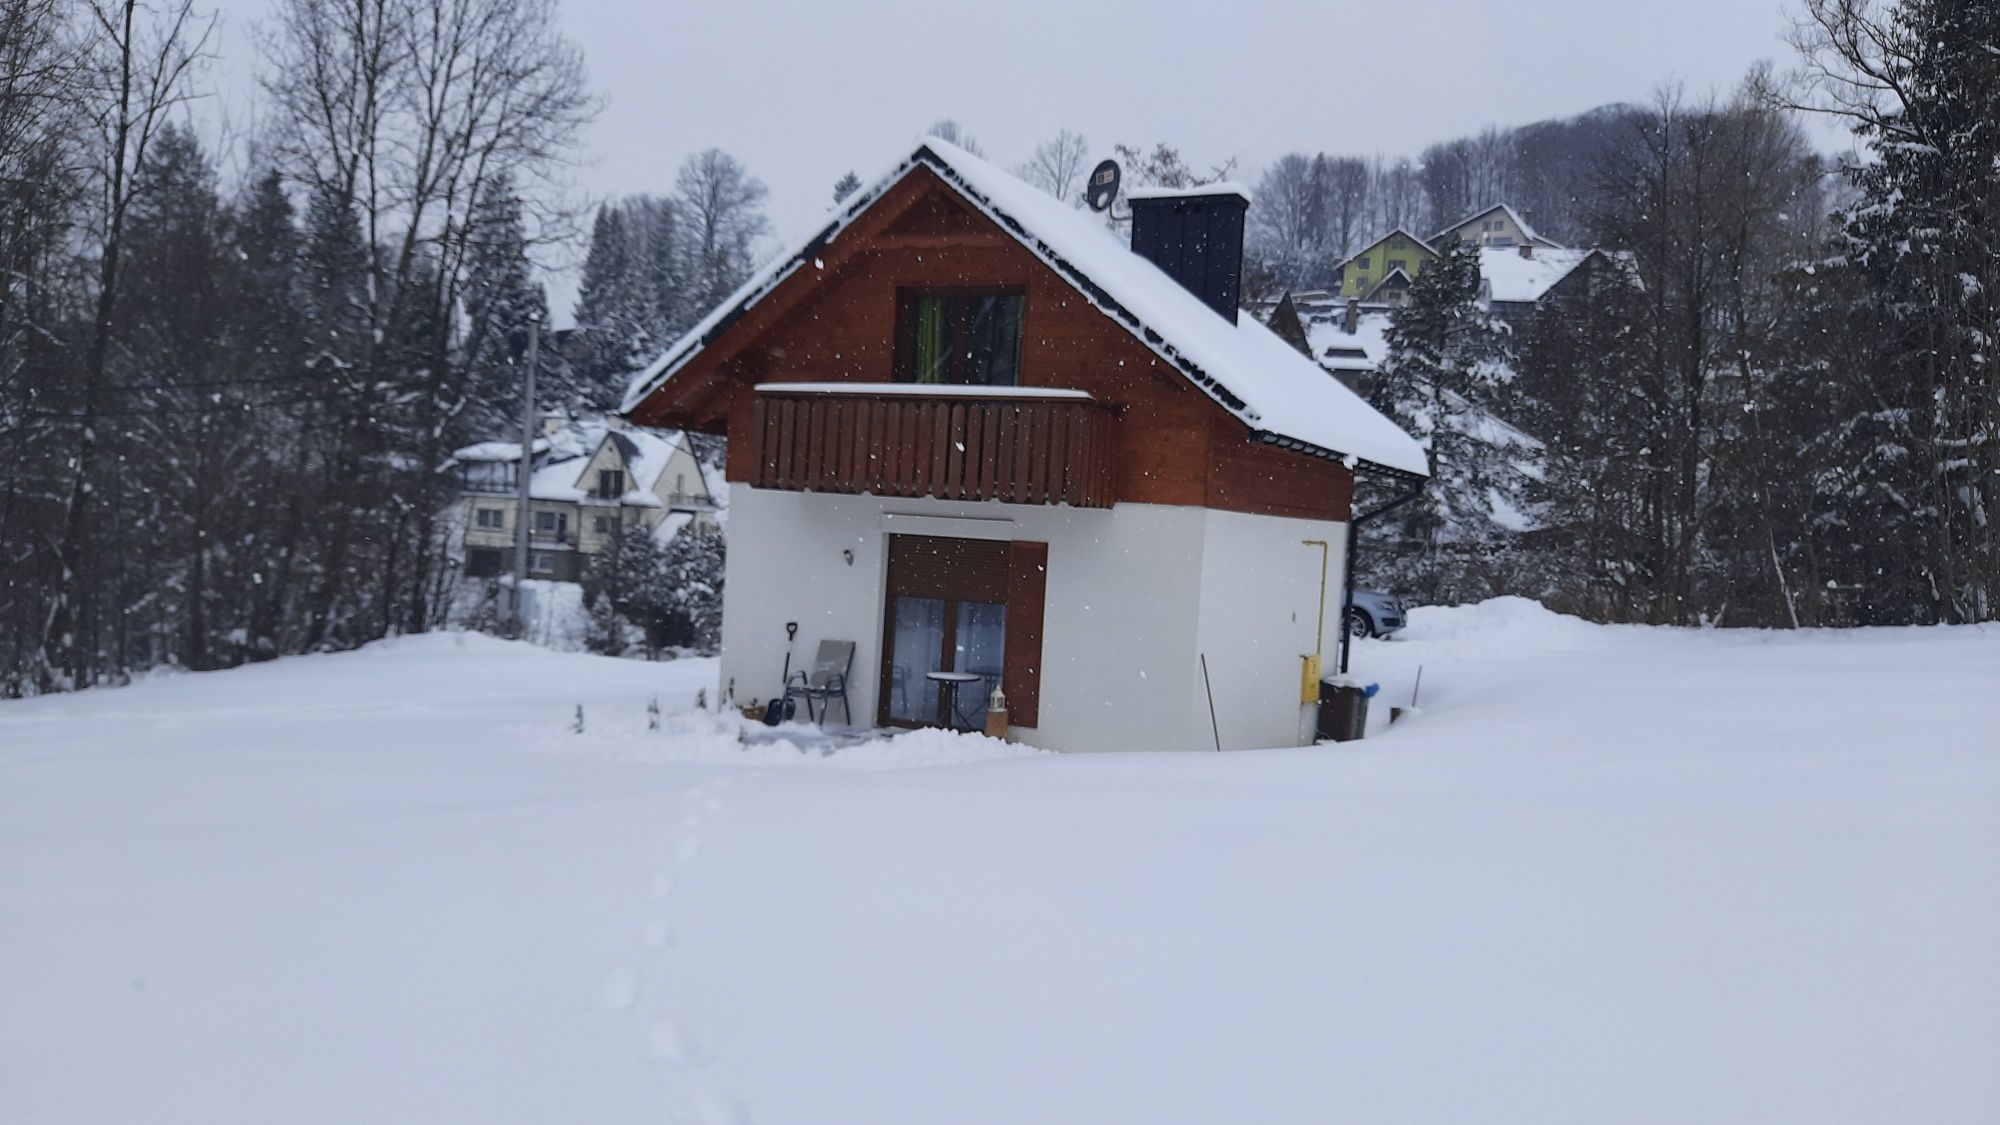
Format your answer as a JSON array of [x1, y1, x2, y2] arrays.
[[1369, 238, 1532, 602], [832, 171, 862, 203], [1795, 0, 2000, 622], [660, 524, 725, 653], [570, 203, 644, 411]]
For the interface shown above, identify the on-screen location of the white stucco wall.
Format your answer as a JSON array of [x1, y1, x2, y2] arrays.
[[719, 487, 1203, 752], [718, 485, 1349, 753], [1190, 509, 1348, 752]]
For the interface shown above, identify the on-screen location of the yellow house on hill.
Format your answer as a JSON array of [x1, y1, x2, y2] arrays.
[[1333, 228, 1437, 299]]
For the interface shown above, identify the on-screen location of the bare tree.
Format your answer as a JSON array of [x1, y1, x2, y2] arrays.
[[1017, 128, 1089, 205], [1418, 138, 1472, 233], [1111, 141, 1236, 190], [676, 147, 769, 317], [259, 0, 595, 636], [1249, 152, 1333, 286], [1323, 155, 1371, 258], [925, 118, 983, 156], [39, 0, 214, 690], [1369, 154, 1422, 234]]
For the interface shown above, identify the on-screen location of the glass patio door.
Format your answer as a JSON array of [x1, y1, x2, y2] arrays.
[[885, 596, 946, 726], [880, 535, 1014, 730], [881, 594, 1006, 730]]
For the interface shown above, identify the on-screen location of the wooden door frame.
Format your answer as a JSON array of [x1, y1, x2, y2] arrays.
[[876, 591, 973, 730]]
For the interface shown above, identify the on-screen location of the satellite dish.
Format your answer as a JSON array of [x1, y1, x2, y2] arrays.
[[1086, 159, 1121, 212]]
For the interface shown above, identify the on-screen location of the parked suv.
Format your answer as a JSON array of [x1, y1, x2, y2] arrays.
[[1345, 590, 1409, 638]]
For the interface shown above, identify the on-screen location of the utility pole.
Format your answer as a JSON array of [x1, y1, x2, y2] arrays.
[[511, 319, 540, 639]]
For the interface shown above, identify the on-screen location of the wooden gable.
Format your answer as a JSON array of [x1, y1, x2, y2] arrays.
[[626, 166, 1354, 522]]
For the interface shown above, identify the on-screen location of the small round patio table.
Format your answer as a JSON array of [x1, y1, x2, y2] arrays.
[[924, 670, 985, 730]]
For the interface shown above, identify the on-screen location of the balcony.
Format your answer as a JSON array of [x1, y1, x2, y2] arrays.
[[747, 383, 1119, 509]]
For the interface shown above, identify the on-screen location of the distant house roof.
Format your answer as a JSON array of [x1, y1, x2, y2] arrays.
[[1431, 203, 1566, 249], [1332, 227, 1438, 274], [1267, 292, 1312, 356], [1478, 246, 1599, 304], [452, 421, 703, 508], [1363, 267, 1415, 301], [453, 437, 550, 463], [622, 138, 1429, 479], [1303, 307, 1394, 376]]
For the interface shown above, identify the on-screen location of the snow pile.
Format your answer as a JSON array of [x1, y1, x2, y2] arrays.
[[1397, 593, 1606, 647], [565, 706, 1040, 770]]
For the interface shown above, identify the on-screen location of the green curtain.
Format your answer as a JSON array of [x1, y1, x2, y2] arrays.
[[914, 297, 946, 384]]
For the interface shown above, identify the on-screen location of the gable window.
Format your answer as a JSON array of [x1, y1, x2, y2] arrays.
[[1357, 256, 1370, 270], [595, 469, 625, 499], [1389, 259, 1407, 271], [894, 290, 1024, 386], [474, 507, 504, 530]]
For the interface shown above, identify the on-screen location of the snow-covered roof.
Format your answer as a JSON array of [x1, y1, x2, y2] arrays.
[[1302, 307, 1394, 375], [1431, 203, 1565, 249], [1478, 246, 1596, 305], [623, 137, 1428, 479], [452, 437, 550, 463], [455, 419, 700, 506], [1363, 267, 1415, 301]]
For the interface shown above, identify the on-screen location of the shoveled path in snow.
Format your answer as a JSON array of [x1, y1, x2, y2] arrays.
[[3, 609, 1997, 1124]]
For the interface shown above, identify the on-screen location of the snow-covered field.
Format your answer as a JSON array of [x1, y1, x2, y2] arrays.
[[3, 603, 1996, 1124]]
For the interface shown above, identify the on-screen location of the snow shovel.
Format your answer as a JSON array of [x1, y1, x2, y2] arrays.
[[761, 622, 800, 725]]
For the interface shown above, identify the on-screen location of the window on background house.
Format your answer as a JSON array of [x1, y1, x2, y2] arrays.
[[894, 290, 1024, 386], [1357, 256, 1370, 270], [529, 552, 556, 575], [475, 508, 504, 529], [1390, 259, 1407, 271], [595, 469, 625, 499], [593, 516, 609, 534]]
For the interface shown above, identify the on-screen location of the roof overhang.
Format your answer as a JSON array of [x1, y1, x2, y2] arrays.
[[622, 141, 1428, 479]]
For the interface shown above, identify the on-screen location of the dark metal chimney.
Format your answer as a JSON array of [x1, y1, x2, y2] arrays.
[[1126, 185, 1250, 323]]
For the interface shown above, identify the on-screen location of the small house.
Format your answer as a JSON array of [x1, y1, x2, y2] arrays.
[[622, 138, 1427, 752], [453, 420, 719, 582], [1430, 202, 1564, 251], [1331, 228, 1437, 300]]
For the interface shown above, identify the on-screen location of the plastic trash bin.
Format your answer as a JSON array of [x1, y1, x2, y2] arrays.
[[1317, 677, 1377, 742]]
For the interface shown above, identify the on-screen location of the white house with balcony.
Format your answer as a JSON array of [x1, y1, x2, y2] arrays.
[[621, 138, 1427, 753]]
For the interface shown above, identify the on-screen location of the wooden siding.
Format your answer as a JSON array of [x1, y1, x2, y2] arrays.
[[1004, 541, 1048, 727], [748, 390, 1119, 509], [638, 166, 1357, 522]]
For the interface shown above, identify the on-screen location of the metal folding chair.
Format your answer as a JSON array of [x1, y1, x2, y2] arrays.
[[783, 640, 854, 726]]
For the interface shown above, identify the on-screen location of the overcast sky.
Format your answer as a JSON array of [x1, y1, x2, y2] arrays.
[[212, 0, 1812, 317]]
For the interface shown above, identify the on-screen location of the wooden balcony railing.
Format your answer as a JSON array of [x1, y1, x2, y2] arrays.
[[748, 384, 1119, 508]]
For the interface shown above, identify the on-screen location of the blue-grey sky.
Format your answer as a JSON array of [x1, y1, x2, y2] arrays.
[[210, 0, 1814, 316]]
